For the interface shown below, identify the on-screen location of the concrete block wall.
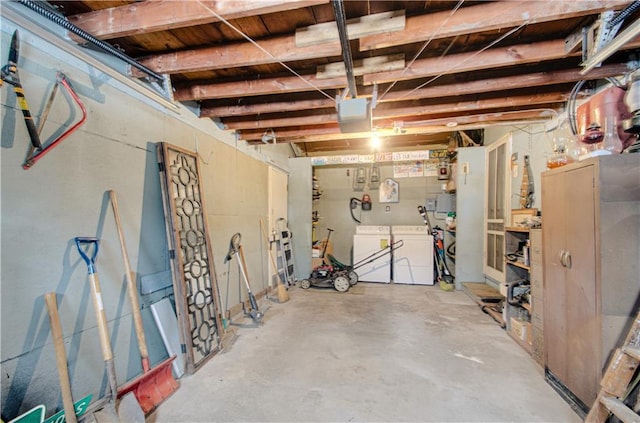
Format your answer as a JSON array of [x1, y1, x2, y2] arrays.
[[0, 7, 288, 420]]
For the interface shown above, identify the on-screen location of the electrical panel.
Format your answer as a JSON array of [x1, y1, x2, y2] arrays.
[[425, 197, 436, 212], [436, 193, 456, 213]]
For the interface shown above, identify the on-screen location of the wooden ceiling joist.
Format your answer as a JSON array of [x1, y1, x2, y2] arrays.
[[133, 36, 342, 76], [224, 91, 569, 131], [132, 1, 630, 78], [377, 63, 630, 102], [365, 36, 640, 86], [199, 63, 626, 118], [375, 92, 569, 120], [364, 39, 576, 85], [174, 75, 347, 101], [68, 0, 329, 40], [359, 1, 631, 51], [201, 98, 335, 118]]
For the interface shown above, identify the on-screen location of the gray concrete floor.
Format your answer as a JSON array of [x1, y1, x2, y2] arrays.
[[148, 283, 581, 422]]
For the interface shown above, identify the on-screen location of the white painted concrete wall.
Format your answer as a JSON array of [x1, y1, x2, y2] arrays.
[[1, 5, 289, 420], [312, 163, 450, 266]]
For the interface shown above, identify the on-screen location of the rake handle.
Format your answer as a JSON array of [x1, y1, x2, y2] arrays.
[[109, 190, 150, 369]]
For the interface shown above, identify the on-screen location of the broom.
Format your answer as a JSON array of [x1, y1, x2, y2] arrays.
[[260, 219, 290, 303]]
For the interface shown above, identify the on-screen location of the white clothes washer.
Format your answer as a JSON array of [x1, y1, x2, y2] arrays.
[[353, 225, 392, 283], [391, 225, 434, 285]]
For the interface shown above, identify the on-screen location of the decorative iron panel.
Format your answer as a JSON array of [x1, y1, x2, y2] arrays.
[[157, 142, 222, 374]]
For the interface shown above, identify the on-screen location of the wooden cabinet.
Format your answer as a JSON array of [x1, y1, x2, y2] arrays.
[[542, 154, 640, 413]]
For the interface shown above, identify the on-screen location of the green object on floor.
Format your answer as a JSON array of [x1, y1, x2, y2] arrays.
[[439, 280, 455, 291]]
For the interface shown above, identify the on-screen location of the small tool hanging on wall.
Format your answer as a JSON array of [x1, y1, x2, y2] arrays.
[[1, 30, 87, 169], [519, 155, 534, 209]]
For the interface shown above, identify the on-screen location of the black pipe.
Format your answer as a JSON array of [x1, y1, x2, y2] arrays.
[[331, 0, 357, 98], [14, 0, 165, 83]]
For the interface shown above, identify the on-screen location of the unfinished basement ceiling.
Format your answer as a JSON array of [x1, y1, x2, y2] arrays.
[[44, 0, 640, 155]]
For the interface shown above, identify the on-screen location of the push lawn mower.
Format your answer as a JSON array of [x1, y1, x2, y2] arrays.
[[300, 227, 403, 292]]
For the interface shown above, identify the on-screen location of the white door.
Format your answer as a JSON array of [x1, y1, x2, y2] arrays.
[[483, 134, 511, 283]]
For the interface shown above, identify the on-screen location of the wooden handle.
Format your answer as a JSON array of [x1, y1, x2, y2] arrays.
[[88, 273, 113, 362], [45, 293, 78, 423], [260, 219, 284, 287], [109, 190, 149, 362]]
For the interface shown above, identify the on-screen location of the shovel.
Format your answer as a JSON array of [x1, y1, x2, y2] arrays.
[[75, 237, 144, 423], [109, 190, 178, 415]]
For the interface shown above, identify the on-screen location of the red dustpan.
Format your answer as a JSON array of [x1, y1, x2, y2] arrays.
[[110, 190, 179, 414]]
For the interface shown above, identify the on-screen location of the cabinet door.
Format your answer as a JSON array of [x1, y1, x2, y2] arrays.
[[543, 164, 599, 407], [564, 164, 599, 405], [542, 170, 568, 382]]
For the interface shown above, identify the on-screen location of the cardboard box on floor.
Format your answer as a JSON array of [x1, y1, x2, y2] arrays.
[[312, 239, 333, 268]]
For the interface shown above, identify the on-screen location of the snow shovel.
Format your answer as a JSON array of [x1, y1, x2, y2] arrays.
[[109, 190, 178, 415], [74, 237, 144, 423]]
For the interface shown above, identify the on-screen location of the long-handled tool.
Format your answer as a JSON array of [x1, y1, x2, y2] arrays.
[[44, 292, 78, 423], [224, 233, 263, 324], [259, 219, 290, 303], [1, 30, 87, 169], [75, 237, 144, 423], [108, 190, 178, 415], [417, 205, 454, 290]]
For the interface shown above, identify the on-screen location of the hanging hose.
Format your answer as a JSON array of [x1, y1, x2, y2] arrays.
[[15, 0, 164, 83]]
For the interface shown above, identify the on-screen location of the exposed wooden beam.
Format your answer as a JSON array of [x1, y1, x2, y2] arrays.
[[378, 63, 630, 102], [399, 109, 558, 128], [133, 36, 342, 76], [375, 92, 568, 120], [133, 1, 628, 78], [174, 46, 629, 104], [225, 113, 338, 130], [174, 75, 347, 101], [359, 1, 631, 51], [68, 0, 329, 40], [201, 98, 335, 118], [365, 37, 640, 86], [224, 91, 569, 130], [364, 39, 575, 85], [295, 10, 406, 47], [263, 108, 557, 144], [316, 54, 405, 79], [196, 62, 627, 117], [240, 124, 346, 141]]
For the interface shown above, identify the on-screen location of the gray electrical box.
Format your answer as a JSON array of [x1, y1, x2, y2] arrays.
[[436, 193, 456, 213], [425, 197, 437, 212]]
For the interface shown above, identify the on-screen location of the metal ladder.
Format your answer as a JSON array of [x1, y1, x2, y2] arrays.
[[585, 309, 640, 422], [275, 218, 296, 287]]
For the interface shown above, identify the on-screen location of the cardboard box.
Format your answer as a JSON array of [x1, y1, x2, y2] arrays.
[[511, 317, 531, 344]]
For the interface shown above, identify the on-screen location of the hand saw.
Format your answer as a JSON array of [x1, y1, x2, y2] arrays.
[[1, 30, 86, 169]]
